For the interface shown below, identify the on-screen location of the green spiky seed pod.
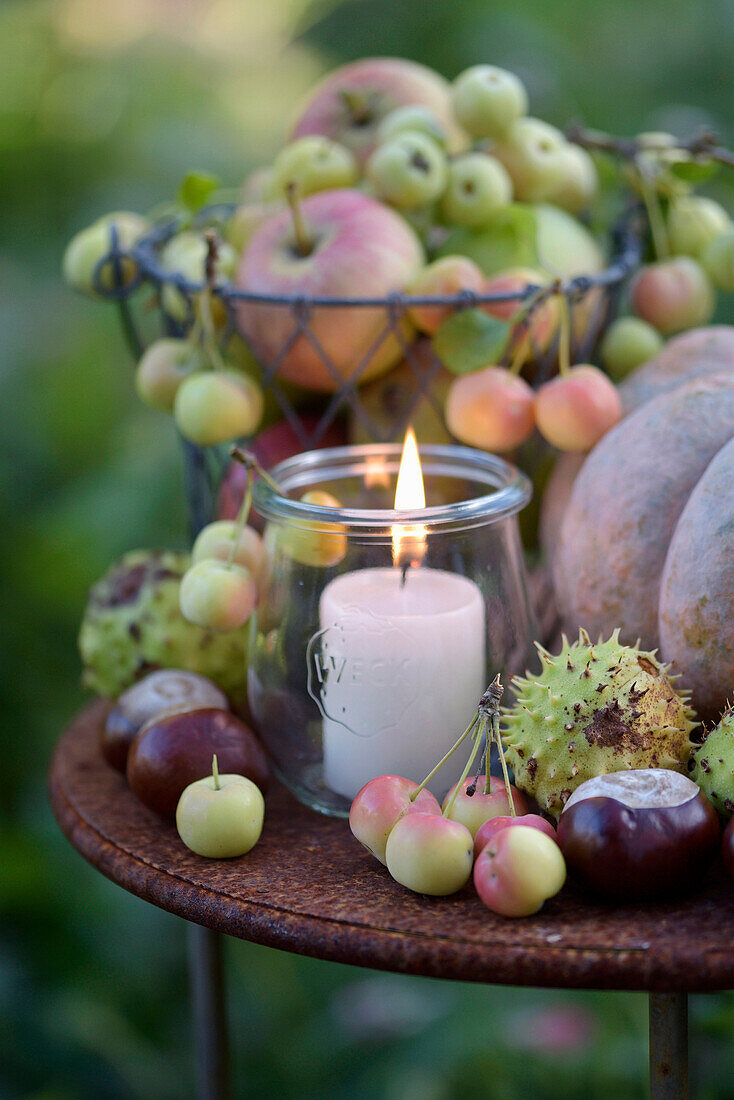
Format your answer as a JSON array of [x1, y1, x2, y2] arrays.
[[501, 628, 698, 821], [79, 550, 248, 707], [692, 708, 734, 818]]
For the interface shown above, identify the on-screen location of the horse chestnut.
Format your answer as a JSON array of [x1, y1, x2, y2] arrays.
[[103, 670, 228, 773], [127, 707, 270, 819], [557, 770, 720, 900]]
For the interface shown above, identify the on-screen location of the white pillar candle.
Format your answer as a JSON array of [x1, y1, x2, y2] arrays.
[[307, 566, 486, 800]]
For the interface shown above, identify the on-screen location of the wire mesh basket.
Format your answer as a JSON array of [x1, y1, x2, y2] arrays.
[[93, 202, 645, 532]]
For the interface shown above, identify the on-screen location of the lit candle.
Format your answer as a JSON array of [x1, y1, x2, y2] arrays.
[[308, 429, 486, 800]]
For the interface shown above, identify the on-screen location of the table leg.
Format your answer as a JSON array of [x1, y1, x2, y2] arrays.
[[187, 924, 231, 1100], [649, 992, 688, 1100]]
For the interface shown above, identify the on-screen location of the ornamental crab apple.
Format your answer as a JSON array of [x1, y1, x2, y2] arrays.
[[442, 774, 529, 837], [173, 371, 264, 448], [631, 257, 715, 335], [179, 560, 257, 632], [349, 775, 440, 864], [440, 153, 513, 228], [385, 812, 474, 895], [366, 131, 447, 209], [445, 368, 536, 453], [535, 365, 622, 452], [176, 755, 265, 859], [451, 65, 528, 141], [473, 813, 557, 859], [474, 825, 566, 917]]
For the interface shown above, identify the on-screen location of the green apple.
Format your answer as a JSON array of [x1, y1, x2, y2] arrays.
[[270, 136, 358, 200], [180, 559, 257, 632], [63, 211, 149, 296], [548, 144, 598, 214], [192, 520, 266, 581], [160, 232, 238, 323], [176, 756, 265, 858], [440, 153, 513, 227], [451, 65, 528, 140], [366, 131, 447, 209], [493, 118, 567, 202], [667, 196, 731, 259], [273, 489, 347, 567], [703, 229, 734, 291], [174, 370, 264, 447], [135, 338, 207, 412], [376, 104, 449, 147], [600, 316, 664, 380]]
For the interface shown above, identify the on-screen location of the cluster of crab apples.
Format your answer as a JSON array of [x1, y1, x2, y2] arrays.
[[350, 770, 565, 917], [350, 763, 733, 916]]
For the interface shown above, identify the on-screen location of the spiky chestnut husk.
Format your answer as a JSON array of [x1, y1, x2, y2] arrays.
[[692, 707, 734, 819], [501, 628, 698, 821], [78, 550, 248, 707]]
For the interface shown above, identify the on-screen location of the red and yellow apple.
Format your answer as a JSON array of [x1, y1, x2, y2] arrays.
[[235, 189, 424, 392], [290, 57, 465, 167]]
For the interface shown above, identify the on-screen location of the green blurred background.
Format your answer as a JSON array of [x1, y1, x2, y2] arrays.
[[3, 0, 734, 1096]]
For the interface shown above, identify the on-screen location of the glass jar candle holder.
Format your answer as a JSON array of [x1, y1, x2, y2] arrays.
[[249, 443, 535, 817]]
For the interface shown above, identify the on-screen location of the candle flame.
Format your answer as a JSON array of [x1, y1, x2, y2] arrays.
[[392, 427, 427, 571]]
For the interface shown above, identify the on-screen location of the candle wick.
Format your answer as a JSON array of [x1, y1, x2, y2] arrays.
[[400, 563, 409, 588]]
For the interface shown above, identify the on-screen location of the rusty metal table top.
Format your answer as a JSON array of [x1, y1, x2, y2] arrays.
[[50, 700, 734, 994]]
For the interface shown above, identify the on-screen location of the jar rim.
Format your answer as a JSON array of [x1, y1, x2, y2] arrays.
[[252, 443, 532, 532]]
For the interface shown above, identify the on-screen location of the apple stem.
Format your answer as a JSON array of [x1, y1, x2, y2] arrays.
[[339, 88, 371, 125], [229, 446, 285, 495], [195, 231, 228, 372], [226, 468, 253, 569], [442, 718, 486, 820], [505, 284, 546, 375], [212, 754, 221, 790], [492, 711, 516, 817], [556, 291, 572, 377], [637, 170, 670, 260], [411, 715, 479, 801], [285, 182, 313, 257]]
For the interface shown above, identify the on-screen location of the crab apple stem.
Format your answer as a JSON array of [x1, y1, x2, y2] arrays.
[[467, 740, 488, 797], [410, 715, 479, 801], [442, 717, 486, 819], [285, 182, 313, 257], [229, 446, 284, 494], [505, 285, 546, 375], [492, 715, 516, 816], [212, 754, 221, 790], [556, 291, 572, 377], [226, 468, 253, 569], [638, 171, 670, 260]]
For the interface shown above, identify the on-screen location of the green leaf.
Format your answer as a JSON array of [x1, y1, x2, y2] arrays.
[[669, 159, 720, 183], [432, 309, 511, 374], [436, 204, 539, 276], [177, 171, 220, 214]]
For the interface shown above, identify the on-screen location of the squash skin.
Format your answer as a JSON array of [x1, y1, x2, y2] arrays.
[[659, 437, 734, 719], [554, 375, 734, 651]]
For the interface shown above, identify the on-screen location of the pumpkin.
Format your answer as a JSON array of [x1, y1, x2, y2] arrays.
[[553, 374, 734, 719]]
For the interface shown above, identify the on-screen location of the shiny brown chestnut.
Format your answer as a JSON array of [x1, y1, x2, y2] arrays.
[[557, 770, 720, 901], [723, 817, 734, 880], [127, 707, 270, 819], [103, 670, 228, 772]]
